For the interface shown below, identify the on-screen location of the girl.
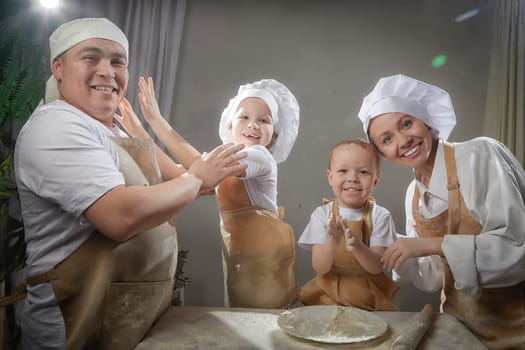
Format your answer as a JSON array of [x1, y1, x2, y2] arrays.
[[117, 77, 300, 308]]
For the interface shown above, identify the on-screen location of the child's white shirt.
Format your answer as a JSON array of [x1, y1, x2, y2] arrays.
[[239, 145, 278, 214], [298, 201, 397, 249]]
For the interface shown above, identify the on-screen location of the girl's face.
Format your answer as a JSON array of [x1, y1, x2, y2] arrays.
[[230, 97, 274, 148], [368, 112, 434, 169], [327, 143, 379, 209]]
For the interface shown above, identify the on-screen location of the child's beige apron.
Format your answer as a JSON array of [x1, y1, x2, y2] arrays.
[[412, 141, 525, 350], [23, 137, 178, 350], [216, 176, 298, 308], [300, 199, 399, 311]]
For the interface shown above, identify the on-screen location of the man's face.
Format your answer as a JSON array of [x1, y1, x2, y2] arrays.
[[52, 38, 128, 126]]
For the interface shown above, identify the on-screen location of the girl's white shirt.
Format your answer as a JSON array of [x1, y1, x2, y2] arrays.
[[238, 144, 278, 214]]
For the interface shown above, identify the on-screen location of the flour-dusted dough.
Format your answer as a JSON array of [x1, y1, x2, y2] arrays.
[[277, 305, 388, 344]]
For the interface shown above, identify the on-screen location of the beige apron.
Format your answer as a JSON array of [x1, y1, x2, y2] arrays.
[[412, 141, 525, 350], [24, 137, 178, 350], [300, 199, 399, 311], [216, 176, 298, 308]]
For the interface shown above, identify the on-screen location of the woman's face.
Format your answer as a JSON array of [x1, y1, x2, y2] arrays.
[[230, 97, 274, 148], [368, 112, 434, 169]]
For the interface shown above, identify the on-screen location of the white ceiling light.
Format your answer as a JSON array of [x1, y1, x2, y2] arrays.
[[40, 0, 59, 9]]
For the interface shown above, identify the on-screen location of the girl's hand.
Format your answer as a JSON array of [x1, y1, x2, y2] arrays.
[[138, 76, 163, 124], [115, 97, 150, 138]]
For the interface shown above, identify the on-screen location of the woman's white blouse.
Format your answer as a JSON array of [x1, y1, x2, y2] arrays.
[[395, 138, 525, 295]]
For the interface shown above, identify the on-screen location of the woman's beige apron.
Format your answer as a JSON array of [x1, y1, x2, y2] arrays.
[[412, 141, 525, 350], [216, 177, 298, 308], [24, 137, 178, 350], [300, 199, 399, 311]]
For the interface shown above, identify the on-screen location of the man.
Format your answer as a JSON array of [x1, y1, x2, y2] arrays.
[[14, 17, 246, 349]]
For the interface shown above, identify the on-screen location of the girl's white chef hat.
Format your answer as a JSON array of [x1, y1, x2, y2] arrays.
[[219, 79, 300, 164], [357, 74, 456, 140]]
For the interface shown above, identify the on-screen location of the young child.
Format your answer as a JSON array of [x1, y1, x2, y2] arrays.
[[117, 77, 300, 309], [298, 139, 399, 311]]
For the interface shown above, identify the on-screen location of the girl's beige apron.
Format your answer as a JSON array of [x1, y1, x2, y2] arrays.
[[216, 176, 298, 308], [412, 141, 525, 350], [299, 199, 399, 311], [25, 137, 178, 350]]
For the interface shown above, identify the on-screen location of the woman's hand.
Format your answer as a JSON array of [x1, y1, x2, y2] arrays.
[[381, 237, 444, 271]]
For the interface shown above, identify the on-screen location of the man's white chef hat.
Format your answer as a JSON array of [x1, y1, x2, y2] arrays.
[[45, 17, 129, 103], [357, 74, 456, 140], [219, 79, 300, 164]]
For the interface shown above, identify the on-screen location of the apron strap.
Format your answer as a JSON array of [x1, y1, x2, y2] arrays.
[[443, 141, 461, 234], [0, 271, 53, 308]]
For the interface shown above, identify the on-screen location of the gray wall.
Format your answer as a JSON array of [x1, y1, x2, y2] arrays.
[[168, 0, 493, 311]]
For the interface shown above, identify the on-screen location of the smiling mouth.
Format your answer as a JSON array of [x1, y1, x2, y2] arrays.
[[402, 143, 421, 157], [343, 187, 361, 192], [93, 85, 117, 93], [242, 132, 260, 140]]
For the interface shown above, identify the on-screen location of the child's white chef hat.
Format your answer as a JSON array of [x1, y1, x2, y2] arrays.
[[357, 74, 456, 140], [219, 79, 300, 164], [45, 17, 129, 103]]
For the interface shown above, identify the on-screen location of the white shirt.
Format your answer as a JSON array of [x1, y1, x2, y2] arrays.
[[239, 145, 278, 214], [395, 138, 525, 295], [298, 201, 397, 249]]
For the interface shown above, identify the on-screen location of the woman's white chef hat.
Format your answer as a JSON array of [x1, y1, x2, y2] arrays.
[[45, 17, 129, 103], [357, 74, 456, 140], [219, 79, 300, 164]]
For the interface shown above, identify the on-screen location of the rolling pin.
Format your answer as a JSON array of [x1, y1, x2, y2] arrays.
[[391, 304, 434, 350]]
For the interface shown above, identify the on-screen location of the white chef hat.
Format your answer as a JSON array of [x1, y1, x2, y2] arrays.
[[357, 74, 456, 140], [219, 79, 300, 164], [45, 17, 129, 103]]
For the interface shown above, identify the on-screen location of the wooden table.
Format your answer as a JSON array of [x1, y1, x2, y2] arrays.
[[135, 306, 487, 349]]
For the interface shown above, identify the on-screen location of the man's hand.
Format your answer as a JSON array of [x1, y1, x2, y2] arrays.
[[188, 143, 247, 194]]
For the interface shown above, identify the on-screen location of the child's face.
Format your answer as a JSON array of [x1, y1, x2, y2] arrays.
[[368, 112, 434, 170], [327, 143, 379, 209], [230, 97, 274, 148]]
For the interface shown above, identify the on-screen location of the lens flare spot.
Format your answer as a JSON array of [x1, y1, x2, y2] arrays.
[[432, 55, 447, 68]]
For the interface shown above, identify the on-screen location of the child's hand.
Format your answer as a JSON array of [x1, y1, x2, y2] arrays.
[[341, 219, 363, 252], [327, 212, 344, 244], [115, 97, 150, 138], [138, 76, 163, 124]]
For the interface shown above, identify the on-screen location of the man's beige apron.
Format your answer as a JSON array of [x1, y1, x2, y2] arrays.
[[25, 137, 178, 350], [216, 177, 298, 308], [299, 199, 399, 311], [412, 141, 525, 350]]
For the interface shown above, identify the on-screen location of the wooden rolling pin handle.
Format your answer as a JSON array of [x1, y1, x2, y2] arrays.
[[391, 304, 434, 350]]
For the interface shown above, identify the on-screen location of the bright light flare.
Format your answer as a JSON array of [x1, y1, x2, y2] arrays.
[[455, 8, 480, 22], [40, 0, 59, 9]]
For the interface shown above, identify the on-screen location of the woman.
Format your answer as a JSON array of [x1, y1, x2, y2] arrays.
[[357, 74, 525, 350]]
